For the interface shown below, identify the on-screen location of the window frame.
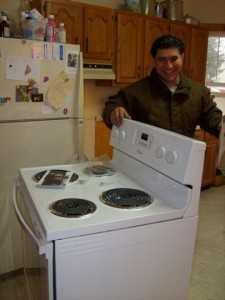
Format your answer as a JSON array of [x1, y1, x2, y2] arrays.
[[204, 24, 225, 96]]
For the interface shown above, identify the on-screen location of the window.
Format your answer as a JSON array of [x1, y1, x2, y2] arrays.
[[205, 32, 225, 96]]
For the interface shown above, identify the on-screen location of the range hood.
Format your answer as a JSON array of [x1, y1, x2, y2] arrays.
[[83, 63, 116, 80]]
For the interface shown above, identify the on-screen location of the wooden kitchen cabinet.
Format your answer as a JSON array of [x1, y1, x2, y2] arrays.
[[169, 21, 191, 77], [103, 14, 208, 86], [144, 17, 170, 77], [195, 129, 218, 187], [189, 26, 209, 83], [83, 6, 114, 63], [31, 0, 114, 63], [31, 1, 209, 84], [113, 14, 208, 85], [45, 0, 83, 46], [95, 121, 113, 159], [170, 22, 208, 83], [114, 12, 145, 84], [31, 0, 83, 46]]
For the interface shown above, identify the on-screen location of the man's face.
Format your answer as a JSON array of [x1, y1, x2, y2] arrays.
[[154, 48, 184, 85]]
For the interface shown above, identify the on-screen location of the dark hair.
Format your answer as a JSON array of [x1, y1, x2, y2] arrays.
[[151, 35, 185, 58]]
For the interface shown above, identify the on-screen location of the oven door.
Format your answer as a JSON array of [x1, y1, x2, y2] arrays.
[[13, 182, 54, 300]]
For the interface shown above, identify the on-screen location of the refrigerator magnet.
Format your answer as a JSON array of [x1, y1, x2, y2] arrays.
[[31, 93, 43, 102], [43, 76, 49, 82]]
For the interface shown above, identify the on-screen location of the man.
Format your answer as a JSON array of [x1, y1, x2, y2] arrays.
[[102, 35, 222, 138]]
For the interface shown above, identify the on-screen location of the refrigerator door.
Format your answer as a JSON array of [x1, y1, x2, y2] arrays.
[[0, 118, 83, 274], [0, 37, 83, 120]]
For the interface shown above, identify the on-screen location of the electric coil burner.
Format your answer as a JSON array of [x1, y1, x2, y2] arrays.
[[50, 198, 97, 218], [84, 165, 115, 176], [100, 188, 152, 208]]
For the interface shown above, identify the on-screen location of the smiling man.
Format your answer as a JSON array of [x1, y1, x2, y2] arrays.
[[102, 35, 222, 138]]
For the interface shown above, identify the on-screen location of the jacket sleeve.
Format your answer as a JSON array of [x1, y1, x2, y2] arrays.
[[102, 90, 129, 129], [199, 88, 222, 137]]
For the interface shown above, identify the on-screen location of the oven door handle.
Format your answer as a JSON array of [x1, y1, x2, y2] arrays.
[[13, 183, 46, 255]]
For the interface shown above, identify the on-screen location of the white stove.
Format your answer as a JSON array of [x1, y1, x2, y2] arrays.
[[14, 119, 206, 300]]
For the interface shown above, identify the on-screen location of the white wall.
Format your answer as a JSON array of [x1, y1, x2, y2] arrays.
[[214, 97, 225, 115], [184, 0, 225, 24]]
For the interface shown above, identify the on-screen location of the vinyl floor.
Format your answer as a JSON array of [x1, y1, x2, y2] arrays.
[[188, 184, 225, 300], [0, 185, 224, 300]]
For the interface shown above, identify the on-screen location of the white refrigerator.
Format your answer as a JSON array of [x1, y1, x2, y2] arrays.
[[0, 37, 84, 275]]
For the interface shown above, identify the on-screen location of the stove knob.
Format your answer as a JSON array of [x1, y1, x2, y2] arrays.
[[166, 150, 178, 164], [112, 128, 119, 138], [155, 146, 166, 159], [118, 130, 127, 141]]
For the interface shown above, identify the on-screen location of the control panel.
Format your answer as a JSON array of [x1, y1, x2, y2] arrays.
[[110, 119, 206, 185]]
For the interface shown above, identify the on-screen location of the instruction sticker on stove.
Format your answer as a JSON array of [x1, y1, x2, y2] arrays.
[[37, 170, 77, 188]]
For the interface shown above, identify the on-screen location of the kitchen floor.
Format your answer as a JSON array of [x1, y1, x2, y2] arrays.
[[0, 185, 224, 300], [188, 184, 225, 300]]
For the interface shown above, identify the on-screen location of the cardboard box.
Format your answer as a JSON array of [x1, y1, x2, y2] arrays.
[[22, 20, 46, 41]]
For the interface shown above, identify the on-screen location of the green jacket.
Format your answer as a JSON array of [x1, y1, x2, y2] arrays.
[[102, 68, 222, 138]]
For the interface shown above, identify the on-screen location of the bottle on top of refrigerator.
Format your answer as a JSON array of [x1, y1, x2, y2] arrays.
[[1, 16, 10, 37], [57, 23, 66, 43], [20, 11, 26, 22], [45, 15, 56, 42]]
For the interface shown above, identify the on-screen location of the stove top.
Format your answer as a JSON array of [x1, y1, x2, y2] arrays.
[[19, 160, 191, 242]]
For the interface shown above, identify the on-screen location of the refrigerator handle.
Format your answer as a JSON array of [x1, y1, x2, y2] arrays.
[[78, 118, 84, 158], [13, 183, 46, 255]]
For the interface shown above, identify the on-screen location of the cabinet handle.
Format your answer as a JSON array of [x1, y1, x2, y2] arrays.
[[75, 36, 78, 44], [145, 65, 149, 77], [85, 38, 88, 53], [137, 66, 141, 78]]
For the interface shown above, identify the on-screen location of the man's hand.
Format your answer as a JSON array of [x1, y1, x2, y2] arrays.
[[110, 107, 131, 127]]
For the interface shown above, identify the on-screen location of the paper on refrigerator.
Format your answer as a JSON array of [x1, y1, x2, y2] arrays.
[[46, 71, 74, 109], [6, 56, 40, 81]]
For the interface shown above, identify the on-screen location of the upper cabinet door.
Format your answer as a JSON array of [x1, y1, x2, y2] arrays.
[[189, 27, 209, 83], [115, 13, 144, 84], [83, 7, 114, 62], [144, 18, 170, 77], [45, 1, 83, 46], [169, 22, 191, 77]]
